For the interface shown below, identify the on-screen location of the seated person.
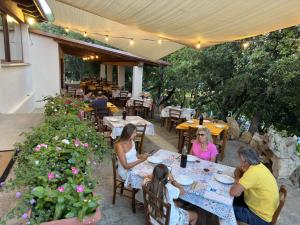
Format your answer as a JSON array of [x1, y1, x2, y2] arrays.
[[91, 91, 108, 115], [115, 123, 148, 180], [230, 147, 279, 225], [83, 92, 93, 102], [189, 127, 218, 162], [144, 164, 198, 225]]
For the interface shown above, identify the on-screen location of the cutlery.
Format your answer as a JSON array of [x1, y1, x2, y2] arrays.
[[149, 149, 157, 155]]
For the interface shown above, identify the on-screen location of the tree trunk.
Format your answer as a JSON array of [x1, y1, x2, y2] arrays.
[[249, 111, 262, 135]]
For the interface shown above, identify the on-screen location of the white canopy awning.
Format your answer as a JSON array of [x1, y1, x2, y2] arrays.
[[47, 0, 300, 60]]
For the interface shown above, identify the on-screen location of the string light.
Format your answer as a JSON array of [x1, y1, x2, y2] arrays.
[[65, 27, 69, 32], [83, 32, 87, 37], [27, 17, 35, 25], [196, 41, 201, 49], [242, 41, 250, 49], [105, 35, 109, 42], [95, 55, 99, 59], [158, 39, 163, 44], [129, 39, 134, 46], [90, 56, 95, 59]]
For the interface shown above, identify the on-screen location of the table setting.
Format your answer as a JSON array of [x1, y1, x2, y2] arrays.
[[125, 149, 237, 225], [160, 106, 196, 119]]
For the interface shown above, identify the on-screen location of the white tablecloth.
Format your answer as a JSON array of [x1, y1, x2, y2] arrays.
[[111, 90, 131, 98], [160, 106, 196, 119], [103, 116, 155, 139], [126, 97, 153, 109], [126, 150, 237, 225]]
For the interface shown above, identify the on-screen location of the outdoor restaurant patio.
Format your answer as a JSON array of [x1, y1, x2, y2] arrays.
[[0, 1, 300, 225]]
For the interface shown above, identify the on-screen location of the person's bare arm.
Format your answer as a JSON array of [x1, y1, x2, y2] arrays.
[[115, 144, 145, 170], [229, 183, 244, 197], [210, 156, 216, 162], [234, 167, 244, 180]]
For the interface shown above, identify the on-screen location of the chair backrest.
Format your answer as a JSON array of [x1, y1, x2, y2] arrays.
[[134, 100, 144, 107], [142, 185, 171, 225], [135, 124, 147, 154], [120, 91, 129, 98], [111, 152, 118, 184], [169, 108, 182, 119], [187, 126, 198, 150], [271, 185, 287, 225]]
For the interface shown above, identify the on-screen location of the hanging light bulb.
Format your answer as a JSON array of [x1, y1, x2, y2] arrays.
[[129, 39, 134, 46], [158, 39, 163, 44], [27, 17, 35, 25], [95, 55, 99, 59], [82, 57, 86, 61], [83, 32, 87, 37], [196, 41, 201, 49], [105, 35, 109, 42], [65, 27, 69, 32], [242, 41, 250, 49], [90, 56, 95, 60], [86, 57, 90, 60]]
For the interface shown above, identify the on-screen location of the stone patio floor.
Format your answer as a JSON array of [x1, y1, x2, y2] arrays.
[[0, 113, 299, 225]]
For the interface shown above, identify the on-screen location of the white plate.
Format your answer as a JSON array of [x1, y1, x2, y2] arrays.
[[187, 155, 198, 162], [110, 118, 119, 122], [203, 120, 211, 123], [147, 156, 163, 164], [186, 120, 194, 124], [214, 124, 225, 128], [197, 125, 205, 128], [176, 175, 193, 186], [214, 174, 234, 184]]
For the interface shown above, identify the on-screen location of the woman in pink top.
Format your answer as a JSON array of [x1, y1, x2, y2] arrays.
[[189, 127, 218, 162]]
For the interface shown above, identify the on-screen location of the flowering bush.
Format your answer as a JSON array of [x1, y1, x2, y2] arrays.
[[0, 96, 108, 224]]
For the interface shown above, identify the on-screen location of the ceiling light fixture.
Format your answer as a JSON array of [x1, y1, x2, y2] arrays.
[[105, 35, 109, 42], [196, 41, 201, 49], [129, 39, 134, 46]]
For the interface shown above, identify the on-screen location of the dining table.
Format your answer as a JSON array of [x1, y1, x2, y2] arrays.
[[103, 116, 155, 139], [176, 119, 229, 159], [125, 149, 237, 225], [84, 102, 119, 114]]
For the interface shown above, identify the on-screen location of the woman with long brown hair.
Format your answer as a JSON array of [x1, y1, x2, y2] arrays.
[[115, 123, 149, 180], [144, 164, 198, 225]]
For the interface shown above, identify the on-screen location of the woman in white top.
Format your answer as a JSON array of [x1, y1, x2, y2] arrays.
[[115, 123, 149, 180], [144, 164, 198, 225]]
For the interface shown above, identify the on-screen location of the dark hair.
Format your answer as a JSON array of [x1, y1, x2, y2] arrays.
[[97, 91, 104, 97], [117, 123, 136, 143], [238, 147, 260, 165], [146, 164, 169, 219]]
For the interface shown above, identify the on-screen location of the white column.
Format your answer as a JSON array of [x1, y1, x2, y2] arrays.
[[117, 65, 125, 88], [100, 64, 106, 80], [132, 66, 143, 97], [106, 64, 113, 82]]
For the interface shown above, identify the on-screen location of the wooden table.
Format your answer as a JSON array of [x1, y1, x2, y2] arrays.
[[176, 119, 229, 160]]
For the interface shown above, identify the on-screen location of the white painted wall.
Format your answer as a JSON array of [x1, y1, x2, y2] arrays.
[[106, 64, 113, 81], [100, 64, 106, 79], [30, 33, 60, 108], [132, 66, 143, 97], [0, 24, 35, 113]]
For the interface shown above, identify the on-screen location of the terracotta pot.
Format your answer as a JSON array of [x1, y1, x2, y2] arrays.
[[24, 208, 101, 225]]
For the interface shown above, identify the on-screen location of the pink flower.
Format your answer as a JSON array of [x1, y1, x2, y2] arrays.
[[74, 139, 81, 147], [82, 143, 89, 148], [40, 144, 48, 148], [47, 172, 55, 180], [78, 110, 84, 119], [57, 186, 65, 192], [76, 185, 84, 193], [34, 145, 41, 151], [71, 167, 79, 175]]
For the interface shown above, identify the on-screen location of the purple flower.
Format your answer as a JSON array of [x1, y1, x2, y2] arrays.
[[22, 213, 28, 219], [82, 143, 89, 148], [15, 191, 22, 198], [30, 198, 36, 205], [47, 172, 55, 180], [57, 186, 65, 192], [71, 167, 79, 175], [76, 185, 84, 193], [74, 139, 81, 147], [0, 182, 5, 187], [26, 222, 31, 225]]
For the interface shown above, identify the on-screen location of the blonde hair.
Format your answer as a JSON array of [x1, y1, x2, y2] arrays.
[[196, 127, 213, 143]]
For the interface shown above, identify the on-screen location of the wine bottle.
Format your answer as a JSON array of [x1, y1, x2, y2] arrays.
[[122, 107, 127, 120], [180, 146, 187, 168], [199, 113, 204, 125]]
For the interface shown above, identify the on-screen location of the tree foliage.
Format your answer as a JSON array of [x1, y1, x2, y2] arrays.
[[144, 27, 300, 135]]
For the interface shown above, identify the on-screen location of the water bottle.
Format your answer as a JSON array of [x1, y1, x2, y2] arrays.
[[180, 146, 187, 168], [198, 113, 204, 125], [122, 107, 127, 120]]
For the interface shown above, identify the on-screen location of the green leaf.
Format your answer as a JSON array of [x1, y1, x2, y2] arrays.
[[57, 196, 65, 204], [32, 186, 45, 198]]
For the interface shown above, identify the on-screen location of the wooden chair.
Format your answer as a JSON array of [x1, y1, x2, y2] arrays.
[[111, 152, 138, 213], [168, 108, 183, 132], [238, 185, 287, 225], [181, 126, 198, 153], [135, 124, 147, 154], [216, 129, 228, 161], [119, 91, 129, 107], [142, 185, 171, 225], [134, 100, 145, 118], [97, 119, 113, 147]]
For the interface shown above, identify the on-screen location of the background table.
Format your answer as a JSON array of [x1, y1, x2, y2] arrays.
[[103, 116, 155, 139], [126, 149, 237, 225], [160, 106, 196, 119], [84, 102, 119, 114], [126, 97, 153, 109]]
